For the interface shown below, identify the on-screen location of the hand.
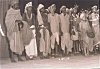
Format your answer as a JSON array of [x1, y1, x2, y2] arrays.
[[15, 20, 22, 24]]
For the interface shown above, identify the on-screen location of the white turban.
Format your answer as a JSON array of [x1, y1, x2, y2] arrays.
[[66, 8, 69, 11], [37, 4, 44, 25], [70, 8, 73, 12], [50, 4, 56, 12], [25, 2, 32, 13], [60, 6, 66, 13], [11, 0, 19, 6], [92, 5, 97, 10], [92, 5, 97, 12]]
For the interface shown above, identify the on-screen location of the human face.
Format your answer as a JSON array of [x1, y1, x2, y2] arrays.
[[40, 7, 45, 13], [27, 6, 32, 13], [61, 7, 66, 15], [13, 3, 19, 10]]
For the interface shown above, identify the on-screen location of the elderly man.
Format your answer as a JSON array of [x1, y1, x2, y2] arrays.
[[5, 0, 32, 62], [5, 0, 24, 62]]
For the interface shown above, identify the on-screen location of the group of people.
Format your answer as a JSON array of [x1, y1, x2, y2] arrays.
[[1, 0, 99, 62]]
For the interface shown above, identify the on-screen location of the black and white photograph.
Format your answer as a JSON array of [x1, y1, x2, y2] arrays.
[[0, 0, 99, 69]]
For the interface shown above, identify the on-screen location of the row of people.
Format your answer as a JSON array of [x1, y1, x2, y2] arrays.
[[4, 0, 100, 62]]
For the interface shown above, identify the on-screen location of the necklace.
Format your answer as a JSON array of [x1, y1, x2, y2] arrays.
[[26, 12, 32, 20]]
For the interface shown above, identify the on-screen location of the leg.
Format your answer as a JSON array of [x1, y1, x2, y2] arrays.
[[51, 35, 55, 57], [17, 54, 24, 61], [10, 51, 16, 62]]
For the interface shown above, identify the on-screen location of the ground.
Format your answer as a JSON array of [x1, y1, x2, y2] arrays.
[[0, 55, 100, 69]]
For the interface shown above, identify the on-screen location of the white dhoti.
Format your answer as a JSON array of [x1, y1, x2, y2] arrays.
[[51, 32, 59, 49], [39, 29, 45, 52], [45, 29, 51, 54], [61, 33, 72, 51]]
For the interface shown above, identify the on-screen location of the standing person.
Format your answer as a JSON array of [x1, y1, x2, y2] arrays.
[[71, 25, 79, 55], [90, 6, 100, 53], [37, 4, 50, 59], [48, 4, 60, 57], [5, 0, 24, 62], [79, 11, 91, 56], [71, 6, 80, 55], [5, 0, 32, 62], [59, 6, 72, 56]]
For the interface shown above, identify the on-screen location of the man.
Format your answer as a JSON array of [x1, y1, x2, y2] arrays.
[[59, 6, 72, 56], [90, 6, 100, 54], [48, 4, 60, 57], [37, 4, 50, 59], [5, 0, 24, 62]]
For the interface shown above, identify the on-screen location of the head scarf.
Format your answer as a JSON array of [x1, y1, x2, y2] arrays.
[[24, 2, 32, 13], [37, 4, 44, 25], [60, 6, 66, 13], [11, 0, 19, 7]]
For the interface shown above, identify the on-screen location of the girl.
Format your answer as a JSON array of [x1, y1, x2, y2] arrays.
[[71, 26, 79, 54]]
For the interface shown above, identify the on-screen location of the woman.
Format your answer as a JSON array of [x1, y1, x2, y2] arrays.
[[79, 11, 91, 56]]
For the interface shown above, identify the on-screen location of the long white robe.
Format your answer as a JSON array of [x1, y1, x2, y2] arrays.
[[5, 8, 24, 55]]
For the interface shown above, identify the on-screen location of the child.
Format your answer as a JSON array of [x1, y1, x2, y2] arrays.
[[25, 25, 38, 60], [71, 26, 79, 54]]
